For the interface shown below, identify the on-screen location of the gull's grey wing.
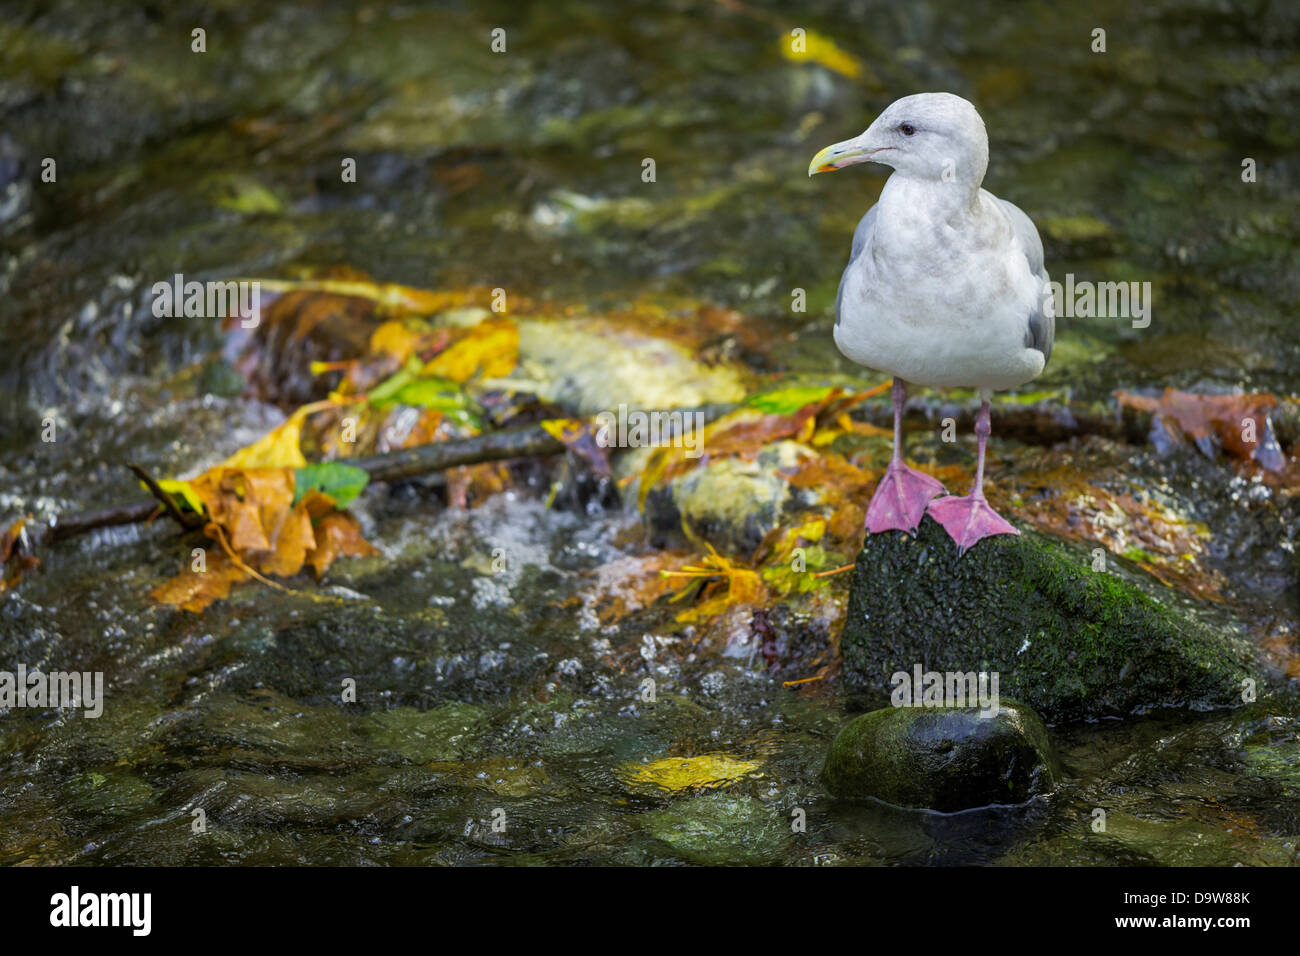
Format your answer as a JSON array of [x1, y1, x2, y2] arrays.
[[999, 198, 1054, 364], [835, 204, 878, 327]]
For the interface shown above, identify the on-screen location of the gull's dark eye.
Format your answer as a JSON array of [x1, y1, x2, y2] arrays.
[[899, 123, 916, 136]]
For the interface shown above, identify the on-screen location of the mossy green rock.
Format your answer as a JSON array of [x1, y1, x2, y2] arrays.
[[841, 519, 1259, 722], [641, 794, 789, 865], [822, 699, 1059, 812]]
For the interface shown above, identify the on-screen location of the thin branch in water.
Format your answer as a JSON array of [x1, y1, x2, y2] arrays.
[[126, 462, 204, 531]]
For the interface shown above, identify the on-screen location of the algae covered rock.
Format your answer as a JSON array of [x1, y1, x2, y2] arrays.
[[649, 440, 810, 556], [362, 702, 486, 764], [640, 793, 789, 864], [821, 699, 1059, 812], [514, 318, 746, 416], [840, 518, 1261, 722]]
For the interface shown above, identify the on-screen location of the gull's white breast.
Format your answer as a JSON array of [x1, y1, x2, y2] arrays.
[[834, 184, 1048, 392]]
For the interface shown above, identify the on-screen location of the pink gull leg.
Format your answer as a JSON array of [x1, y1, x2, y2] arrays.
[[926, 396, 1019, 554], [864, 378, 946, 535]]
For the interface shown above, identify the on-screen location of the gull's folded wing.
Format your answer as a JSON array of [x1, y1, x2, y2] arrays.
[[835, 204, 878, 327], [999, 197, 1054, 363]]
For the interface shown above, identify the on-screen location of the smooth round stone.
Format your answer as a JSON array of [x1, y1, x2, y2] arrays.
[[821, 699, 1060, 812]]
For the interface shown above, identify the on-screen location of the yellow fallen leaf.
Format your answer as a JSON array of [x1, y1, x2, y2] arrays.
[[618, 753, 762, 793], [156, 478, 204, 515], [781, 28, 864, 80], [369, 319, 424, 361], [662, 545, 769, 623], [540, 418, 583, 442], [219, 406, 310, 470], [419, 318, 518, 383], [251, 278, 475, 317]]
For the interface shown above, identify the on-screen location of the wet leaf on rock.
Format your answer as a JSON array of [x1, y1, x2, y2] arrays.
[[149, 467, 378, 613], [149, 550, 250, 614], [1117, 388, 1285, 471], [618, 753, 762, 793]]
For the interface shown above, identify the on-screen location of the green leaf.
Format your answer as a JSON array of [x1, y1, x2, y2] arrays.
[[292, 463, 370, 509], [365, 357, 422, 405], [381, 377, 484, 430], [746, 386, 835, 416]]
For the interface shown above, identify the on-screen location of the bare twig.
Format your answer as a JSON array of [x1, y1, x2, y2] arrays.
[[39, 405, 735, 548], [126, 462, 204, 531]]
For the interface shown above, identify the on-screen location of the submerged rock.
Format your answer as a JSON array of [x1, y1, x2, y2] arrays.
[[0, 133, 31, 228], [821, 700, 1060, 812], [363, 702, 486, 764], [514, 318, 746, 416], [840, 518, 1262, 722], [640, 793, 789, 865], [646, 440, 810, 556]]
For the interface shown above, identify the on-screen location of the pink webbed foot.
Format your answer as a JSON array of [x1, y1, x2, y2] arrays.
[[865, 460, 946, 535], [926, 494, 1019, 555]]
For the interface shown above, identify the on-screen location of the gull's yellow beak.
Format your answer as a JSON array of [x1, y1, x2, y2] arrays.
[[808, 137, 888, 176]]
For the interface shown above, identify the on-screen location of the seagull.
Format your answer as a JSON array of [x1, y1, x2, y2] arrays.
[[808, 92, 1054, 554]]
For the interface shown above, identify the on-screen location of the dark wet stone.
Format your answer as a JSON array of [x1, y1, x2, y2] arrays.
[[197, 358, 247, 398], [840, 518, 1264, 722], [0, 133, 31, 226], [821, 699, 1060, 812]]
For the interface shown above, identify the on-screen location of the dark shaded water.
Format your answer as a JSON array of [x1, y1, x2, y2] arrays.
[[1, 0, 1298, 865]]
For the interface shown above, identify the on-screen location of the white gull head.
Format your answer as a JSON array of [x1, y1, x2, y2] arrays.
[[808, 92, 989, 188]]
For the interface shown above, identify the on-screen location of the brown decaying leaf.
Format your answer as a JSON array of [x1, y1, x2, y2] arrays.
[[579, 551, 690, 626], [231, 276, 379, 408], [149, 551, 250, 614], [150, 468, 377, 613], [446, 463, 512, 509], [0, 517, 40, 593], [1116, 387, 1284, 470]]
